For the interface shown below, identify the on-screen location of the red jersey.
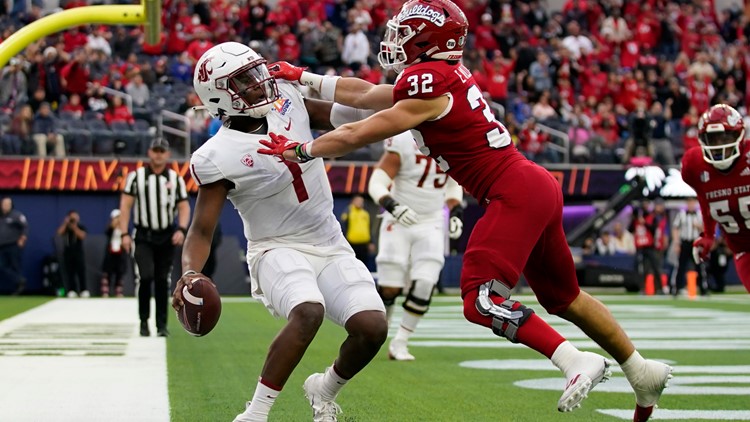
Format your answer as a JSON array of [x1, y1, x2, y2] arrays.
[[681, 144, 750, 253], [393, 61, 523, 201]]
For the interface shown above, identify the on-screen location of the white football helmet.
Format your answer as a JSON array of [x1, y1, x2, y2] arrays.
[[193, 42, 279, 118]]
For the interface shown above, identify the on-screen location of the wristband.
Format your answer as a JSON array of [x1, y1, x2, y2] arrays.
[[381, 196, 399, 214], [182, 270, 198, 278], [121, 233, 131, 238], [319, 75, 340, 101], [177, 226, 187, 235], [299, 71, 324, 90], [294, 142, 315, 162]]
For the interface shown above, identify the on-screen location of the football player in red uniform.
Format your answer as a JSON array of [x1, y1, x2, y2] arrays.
[[260, 0, 671, 419], [681, 103, 750, 293]]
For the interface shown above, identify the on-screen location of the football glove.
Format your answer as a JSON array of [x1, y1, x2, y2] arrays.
[[382, 197, 418, 227], [258, 133, 314, 163], [267, 61, 307, 82], [692, 235, 714, 264], [448, 206, 464, 240]]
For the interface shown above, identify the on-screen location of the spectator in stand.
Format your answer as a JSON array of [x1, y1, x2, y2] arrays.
[[681, 105, 701, 153], [623, 101, 655, 164], [600, 8, 631, 46], [61, 93, 85, 119], [531, 90, 558, 122], [247, 0, 270, 41], [596, 230, 617, 256], [86, 25, 112, 57], [561, 21, 592, 61], [8, 104, 34, 154], [649, 101, 675, 165], [276, 24, 301, 64], [57, 210, 89, 298], [612, 221, 636, 255], [169, 52, 193, 84], [42, 46, 63, 106], [568, 107, 593, 163], [104, 96, 135, 126], [184, 92, 211, 151], [474, 13, 499, 55], [186, 25, 215, 65], [528, 50, 553, 94], [518, 117, 554, 163], [125, 73, 150, 108], [483, 50, 515, 109], [86, 82, 109, 114], [32, 102, 65, 157], [297, 19, 322, 69], [0, 58, 28, 111], [60, 49, 90, 99], [342, 20, 369, 70], [317, 21, 343, 69]]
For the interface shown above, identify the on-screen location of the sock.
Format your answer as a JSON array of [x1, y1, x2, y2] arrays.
[[620, 350, 646, 385], [550, 341, 582, 377], [384, 304, 394, 324], [320, 365, 348, 401], [514, 312, 566, 358], [244, 379, 281, 420], [393, 312, 420, 343]]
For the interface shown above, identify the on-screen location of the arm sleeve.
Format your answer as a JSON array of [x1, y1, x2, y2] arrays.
[[330, 103, 376, 128], [444, 177, 463, 202], [367, 168, 393, 204]]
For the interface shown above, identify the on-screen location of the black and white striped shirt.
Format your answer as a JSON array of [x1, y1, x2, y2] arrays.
[[123, 166, 188, 231], [672, 209, 702, 241]]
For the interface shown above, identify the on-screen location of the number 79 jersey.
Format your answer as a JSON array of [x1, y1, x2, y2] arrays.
[[681, 145, 750, 253], [393, 61, 524, 202], [385, 131, 451, 220]]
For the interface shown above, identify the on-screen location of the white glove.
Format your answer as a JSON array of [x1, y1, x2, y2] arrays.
[[449, 216, 463, 239], [391, 204, 419, 226]]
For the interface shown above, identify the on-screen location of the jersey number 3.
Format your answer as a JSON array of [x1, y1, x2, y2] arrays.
[[467, 85, 509, 149]]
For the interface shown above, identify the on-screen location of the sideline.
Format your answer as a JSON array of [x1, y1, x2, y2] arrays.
[[0, 298, 169, 422]]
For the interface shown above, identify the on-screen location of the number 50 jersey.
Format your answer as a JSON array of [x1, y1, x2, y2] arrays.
[[681, 144, 750, 253]]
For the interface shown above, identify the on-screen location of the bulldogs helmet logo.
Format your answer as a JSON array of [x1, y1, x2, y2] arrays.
[[197, 57, 213, 83]]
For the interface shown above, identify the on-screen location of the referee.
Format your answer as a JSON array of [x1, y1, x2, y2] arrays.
[[119, 138, 190, 337], [670, 197, 707, 296]]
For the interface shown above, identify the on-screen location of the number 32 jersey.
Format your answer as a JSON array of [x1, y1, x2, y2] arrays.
[[189, 82, 341, 249], [393, 61, 525, 202], [681, 144, 750, 253]]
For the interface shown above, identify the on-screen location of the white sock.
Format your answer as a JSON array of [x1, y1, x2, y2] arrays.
[[244, 380, 280, 420], [550, 341, 580, 377], [620, 350, 646, 384], [393, 312, 420, 343], [320, 365, 348, 401]]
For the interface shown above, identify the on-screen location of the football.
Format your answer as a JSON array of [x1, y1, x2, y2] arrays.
[[177, 277, 222, 336]]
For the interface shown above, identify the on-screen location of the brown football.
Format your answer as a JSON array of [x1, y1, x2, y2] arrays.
[[177, 277, 222, 336]]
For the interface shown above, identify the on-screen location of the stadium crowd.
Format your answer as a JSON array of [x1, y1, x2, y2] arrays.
[[0, 0, 748, 163]]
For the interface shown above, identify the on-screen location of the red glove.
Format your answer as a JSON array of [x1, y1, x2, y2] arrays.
[[258, 133, 314, 163], [267, 61, 307, 82], [692, 235, 714, 264]]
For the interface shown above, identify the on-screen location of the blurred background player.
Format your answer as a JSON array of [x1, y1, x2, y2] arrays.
[[101, 209, 126, 298], [263, 0, 672, 419], [175, 42, 387, 422], [368, 131, 464, 361], [681, 103, 750, 294]]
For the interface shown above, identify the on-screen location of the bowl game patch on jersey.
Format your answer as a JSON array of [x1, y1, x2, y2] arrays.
[[273, 97, 292, 116]]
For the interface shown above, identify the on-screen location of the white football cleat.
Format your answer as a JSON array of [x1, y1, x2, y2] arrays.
[[388, 340, 415, 361], [632, 360, 673, 422], [303, 373, 342, 422], [232, 401, 266, 422], [557, 352, 612, 412]]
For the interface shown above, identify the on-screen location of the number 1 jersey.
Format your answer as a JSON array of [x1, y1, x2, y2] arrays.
[[189, 82, 341, 247], [393, 61, 525, 202]]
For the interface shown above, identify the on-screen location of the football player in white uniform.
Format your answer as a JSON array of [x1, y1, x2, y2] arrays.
[[368, 131, 463, 360], [171, 42, 387, 422]]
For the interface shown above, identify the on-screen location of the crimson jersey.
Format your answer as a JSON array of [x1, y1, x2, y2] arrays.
[[393, 61, 524, 201], [681, 144, 750, 253]]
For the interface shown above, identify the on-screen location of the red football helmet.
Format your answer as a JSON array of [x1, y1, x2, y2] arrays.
[[378, 0, 468, 73], [697, 104, 746, 170]]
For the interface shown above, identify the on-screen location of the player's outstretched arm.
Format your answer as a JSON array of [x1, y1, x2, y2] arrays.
[[174, 180, 231, 309], [369, 150, 418, 226], [270, 61, 393, 111]]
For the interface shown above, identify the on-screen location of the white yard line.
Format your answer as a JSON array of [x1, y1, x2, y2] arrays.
[[0, 298, 170, 422]]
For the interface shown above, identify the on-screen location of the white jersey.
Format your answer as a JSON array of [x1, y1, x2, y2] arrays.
[[386, 132, 452, 221], [190, 82, 342, 259]]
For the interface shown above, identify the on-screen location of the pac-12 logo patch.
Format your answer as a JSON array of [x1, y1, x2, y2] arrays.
[[241, 153, 254, 167], [273, 98, 292, 116]]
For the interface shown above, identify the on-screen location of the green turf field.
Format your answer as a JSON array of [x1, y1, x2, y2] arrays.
[[166, 293, 750, 422], [0, 297, 53, 321]]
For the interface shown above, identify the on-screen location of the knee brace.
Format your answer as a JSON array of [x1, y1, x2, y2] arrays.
[[475, 279, 534, 343], [403, 279, 435, 316], [377, 285, 402, 307]]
